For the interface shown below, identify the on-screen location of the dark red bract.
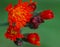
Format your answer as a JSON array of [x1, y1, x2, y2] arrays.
[[28, 2, 36, 12]]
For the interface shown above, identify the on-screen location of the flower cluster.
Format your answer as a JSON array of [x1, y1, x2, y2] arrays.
[[5, 0, 54, 46], [5, 0, 36, 41]]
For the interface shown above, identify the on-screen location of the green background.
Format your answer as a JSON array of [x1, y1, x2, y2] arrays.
[[0, 0, 60, 47]]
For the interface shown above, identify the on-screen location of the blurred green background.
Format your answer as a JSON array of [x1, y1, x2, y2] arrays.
[[0, 0, 60, 47]]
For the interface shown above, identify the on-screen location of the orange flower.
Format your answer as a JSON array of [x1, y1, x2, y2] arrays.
[[5, 0, 37, 28], [5, 26, 24, 41]]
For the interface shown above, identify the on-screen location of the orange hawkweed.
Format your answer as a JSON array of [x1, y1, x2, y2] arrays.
[[5, 0, 37, 28], [5, 26, 24, 41]]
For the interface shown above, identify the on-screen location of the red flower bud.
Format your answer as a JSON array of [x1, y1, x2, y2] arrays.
[[40, 10, 54, 20]]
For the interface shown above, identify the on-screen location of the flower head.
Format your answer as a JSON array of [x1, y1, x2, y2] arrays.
[[5, 26, 24, 41], [27, 33, 40, 46]]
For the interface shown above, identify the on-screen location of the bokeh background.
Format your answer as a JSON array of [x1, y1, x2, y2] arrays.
[[0, 0, 60, 47]]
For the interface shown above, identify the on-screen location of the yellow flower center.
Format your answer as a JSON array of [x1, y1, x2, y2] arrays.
[[32, 38, 36, 41], [11, 29, 17, 35]]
